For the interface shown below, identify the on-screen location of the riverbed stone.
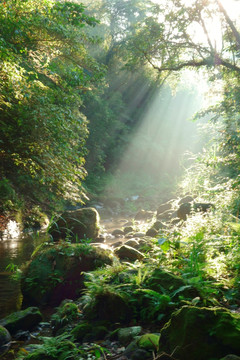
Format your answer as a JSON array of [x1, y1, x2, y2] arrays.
[[0, 307, 42, 334], [21, 242, 112, 306], [118, 326, 142, 345], [49, 207, 100, 241], [157, 202, 172, 215], [159, 305, 240, 360], [114, 245, 144, 261]]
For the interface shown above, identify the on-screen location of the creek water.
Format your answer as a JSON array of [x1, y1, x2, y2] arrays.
[[0, 221, 49, 319]]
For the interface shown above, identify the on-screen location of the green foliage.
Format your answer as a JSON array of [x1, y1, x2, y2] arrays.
[[0, 0, 104, 211]]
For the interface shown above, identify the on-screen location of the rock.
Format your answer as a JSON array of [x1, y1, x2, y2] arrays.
[[193, 202, 214, 212], [115, 245, 145, 261], [124, 239, 140, 249], [72, 323, 108, 341], [21, 243, 112, 306], [146, 228, 158, 237], [84, 291, 132, 323], [178, 195, 194, 205], [0, 325, 11, 348], [133, 232, 145, 238], [170, 218, 181, 226], [131, 349, 151, 360], [124, 226, 134, 234], [118, 326, 142, 345], [138, 333, 159, 351], [111, 241, 123, 248], [152, 221, 166, 230], [49, 207, 100, 241], [159, 306, 240, 360], [157, 202, 172, 215], [112, 229, 125, 236], [0, 307, 42, 334], [135, 210, 155, 221], [177, 202, 191, 220], [221, 356, 240, 360], [156, 210, 173, 221], [146, 268, 198, 299]]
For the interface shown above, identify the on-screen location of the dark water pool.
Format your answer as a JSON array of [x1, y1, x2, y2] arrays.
[[0, 221, 49, 318]]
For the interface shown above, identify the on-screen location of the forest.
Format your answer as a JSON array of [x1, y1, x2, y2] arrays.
[[0, 0, 240, 359]]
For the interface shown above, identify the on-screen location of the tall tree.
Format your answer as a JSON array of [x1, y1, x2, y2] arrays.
[[0, 0, 103, 210]]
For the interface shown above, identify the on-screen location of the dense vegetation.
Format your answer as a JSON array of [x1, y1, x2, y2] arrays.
[[1, 0, 240, 359]]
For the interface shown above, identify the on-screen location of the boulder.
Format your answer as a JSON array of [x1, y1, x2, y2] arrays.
[[178, 195, 194, 205], [157, 202, 172, 215], [177, 202, 191, 220], [194, 202, 214, 213], [135, 210, 155, 221], [21, 243, 112, 306], [156, 210, 173, 221], [125, 239, 140, 249], [118, 326, 142, 345], [49, 207, 100, 241], [0, 325, 11, 347], [124, 226, 134, 234], [0, 307, 42, 334], [84, 291, 132, 323], [112, 229, 125, 236], [114, 245, 144, 262], [159, 306, 240, 360], [146, 268, 198, 299], [146, 228, 158, 237], [152, 221, 166, 230]]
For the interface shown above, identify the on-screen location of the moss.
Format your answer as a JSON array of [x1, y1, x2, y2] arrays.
[[159, 306, 240, 360], [21, 242, 112, 306], [138, 333, 159, 351]]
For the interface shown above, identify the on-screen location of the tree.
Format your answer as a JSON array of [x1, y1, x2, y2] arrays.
[[0, 0, 104, 210]]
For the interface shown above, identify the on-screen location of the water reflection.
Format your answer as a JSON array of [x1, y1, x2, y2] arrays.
[[0, 226, 49, 318]]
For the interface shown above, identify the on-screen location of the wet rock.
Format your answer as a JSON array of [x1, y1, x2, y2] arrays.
[[125, 239, 139, 249], [111, 241, 123, 248], [112, 229, 125, 236], [135, 210, 155, 221], [178, 195, 194, 205], [133, 232, 145, 238], [177, 202, 191, 220], [159, 306, 240, 360], [194, 202, 214, 212], [14, 330, 31, 341], [152, 221, 166, 230], [118, 326, 142, 345], [146, 227, 158, 237], [115, 245, 145, 261], [156, 210, 173, 221], [21, 243, 112, 306], [0, 307, 42, 334], [49, 207, 100, 241], [157, 202, 172, 215], [124, 226, 134, 234]]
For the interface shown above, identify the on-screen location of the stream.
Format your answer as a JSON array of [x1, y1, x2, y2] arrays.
[[0, 221, 50, 319]]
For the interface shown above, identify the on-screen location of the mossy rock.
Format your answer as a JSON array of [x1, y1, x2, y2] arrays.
[[0, 307, 42, 335], [146, 268, 198, 300], [49, 207, 100, 241], [114, 245, 144, 262], [118, 326, 142, 345], [0, 325, 11, 348], [84, 290, 132, 324], [137, 333, 159, 351], [159, 305, 240, 360], [21, 242, 112, 306]]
